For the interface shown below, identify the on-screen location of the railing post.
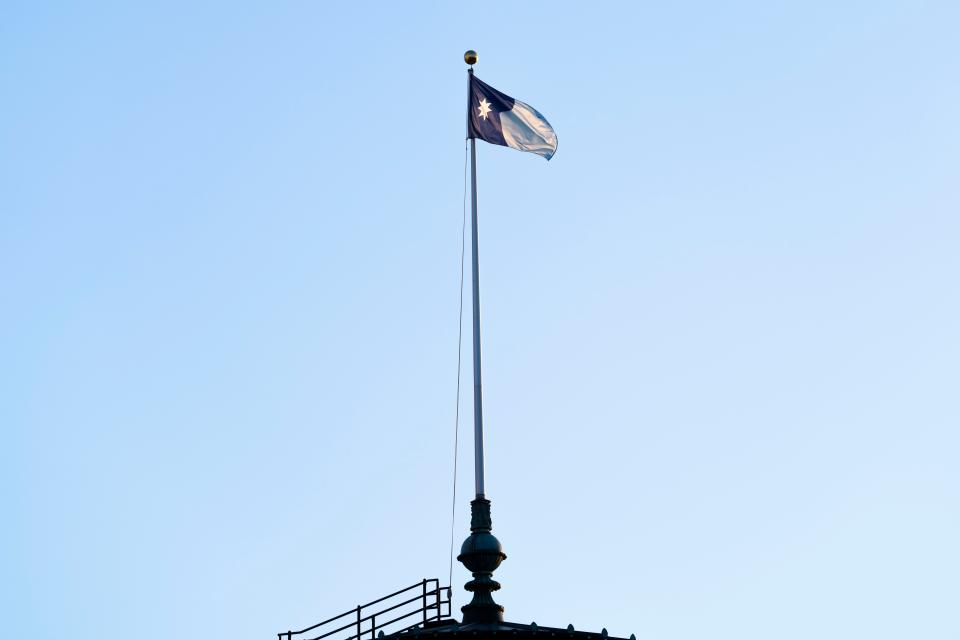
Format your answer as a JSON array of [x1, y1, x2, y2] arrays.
[[356, 606, 361, 640], [422, 579, 427, 624], [435, 581, 441, 621], [370, 615, 376, 640]]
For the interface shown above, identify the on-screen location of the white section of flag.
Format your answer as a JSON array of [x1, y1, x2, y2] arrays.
[[499, 100, 558, 160]]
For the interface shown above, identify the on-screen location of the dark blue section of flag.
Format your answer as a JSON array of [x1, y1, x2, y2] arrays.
[[468, 75, 515, 147]]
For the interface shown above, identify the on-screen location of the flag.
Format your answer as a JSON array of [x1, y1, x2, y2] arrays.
[[468, 75, 558, 160]]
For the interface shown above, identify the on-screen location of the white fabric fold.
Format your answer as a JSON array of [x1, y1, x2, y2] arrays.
[[499, 99, 558, 160]]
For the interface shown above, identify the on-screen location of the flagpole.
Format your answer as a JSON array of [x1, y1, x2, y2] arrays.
[[467, 73, 486, 500], [458, 49, 505, 625]]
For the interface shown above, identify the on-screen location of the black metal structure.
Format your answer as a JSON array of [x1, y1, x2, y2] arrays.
[[279, 579, 452, 640]]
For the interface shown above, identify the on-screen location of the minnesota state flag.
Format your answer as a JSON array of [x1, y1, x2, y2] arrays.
[[468, 75, 558, 160]]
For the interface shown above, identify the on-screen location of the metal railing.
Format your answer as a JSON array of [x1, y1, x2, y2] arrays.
[[279, 579, 452, 640]]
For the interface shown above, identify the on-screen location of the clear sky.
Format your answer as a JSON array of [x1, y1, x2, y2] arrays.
[[2, 2, 958, 640]]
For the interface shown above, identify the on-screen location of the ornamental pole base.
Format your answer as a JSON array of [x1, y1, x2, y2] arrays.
[[456, 498, 507, 624]]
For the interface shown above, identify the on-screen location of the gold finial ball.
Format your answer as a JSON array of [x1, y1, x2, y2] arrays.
[[464, 50, 478, 65]]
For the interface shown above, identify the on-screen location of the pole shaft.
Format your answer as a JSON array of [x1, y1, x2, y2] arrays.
[[467, 69, 485, 499]]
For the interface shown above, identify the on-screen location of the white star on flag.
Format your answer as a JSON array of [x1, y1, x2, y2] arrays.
[[477, 98, 492, 120]]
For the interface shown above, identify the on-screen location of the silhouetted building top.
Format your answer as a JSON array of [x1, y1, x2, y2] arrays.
[[395, 619, 634, 640], [278, 498, 633, 640]]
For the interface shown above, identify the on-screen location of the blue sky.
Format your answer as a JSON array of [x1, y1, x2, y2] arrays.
[[2, 2, 958, 639]]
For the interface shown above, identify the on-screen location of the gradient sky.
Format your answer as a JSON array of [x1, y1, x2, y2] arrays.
[[2, 2, 958, 640]]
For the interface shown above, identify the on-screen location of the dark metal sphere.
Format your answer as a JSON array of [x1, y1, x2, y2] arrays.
[[464, 50, 478, 65]]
